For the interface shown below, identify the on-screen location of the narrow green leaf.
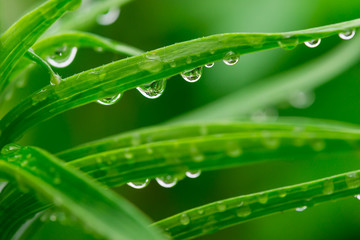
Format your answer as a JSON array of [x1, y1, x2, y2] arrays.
[[154, 170, 360, 240], [0, 0, 82, 93], [0, 146, 165, 240], [2, 19, 360, 146], [170, 36, 360, 122]]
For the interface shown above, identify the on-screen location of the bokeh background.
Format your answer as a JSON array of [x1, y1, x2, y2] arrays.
[[1, 0, 360, 239]]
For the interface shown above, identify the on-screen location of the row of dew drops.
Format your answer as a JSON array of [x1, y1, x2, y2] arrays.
[[45, 29, 356, 106]]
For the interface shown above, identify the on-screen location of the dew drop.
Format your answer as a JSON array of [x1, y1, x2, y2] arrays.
[[0, 181, 8, 193], [97, 8, 121, 26], [223, 51, 239, 66], [322, 179, 334, 195], [257, 193, 268, 204], [139, 54, 164, 73], [47, 46, 78, 68], [278, 189, 287, 198], [304, 39, 321, 48], [296, 206, 307, 212], [345, 173, 360, 189], [225, 141, 243, 157], [339, 30, 356, 40], [179, 213, 190, 225], [156, 175, 177, 188], [181, 67, 203, 83], [127, 179, 150, 189], [205, 62, 214, 68], [278, 36, 299, 50], [289, 91, 315, 109], [97, 93, 122, 106], [216, 201, 227, 212], [185, 170, 201, 179], [137, 79, 166, 99], [1, 143, 21, 155], [355, 194, 360, 200], [236, 202, 251, 217], [311, 140, 326, 152]]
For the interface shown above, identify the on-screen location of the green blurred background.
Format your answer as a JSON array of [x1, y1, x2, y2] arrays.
[[2, 0, 360, 239]]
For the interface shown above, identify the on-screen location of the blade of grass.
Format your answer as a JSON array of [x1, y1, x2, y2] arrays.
[[0, 0, 82, 93], [2, 19, 360, 146], [154, 170, 360, 240], [0, 145, 165, 240], [169, 35, 360, 122]]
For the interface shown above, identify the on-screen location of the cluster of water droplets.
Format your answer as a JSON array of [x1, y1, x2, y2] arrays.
[[47, 46, 78, 68]]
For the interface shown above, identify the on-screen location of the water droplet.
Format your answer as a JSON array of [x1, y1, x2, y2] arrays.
[[311, 140, 326, 152], [216, 201, 227, 212], [322, 179, 334, 195], [339, 30, 356, 40], [186, 57, 192, 64], [127, 179, 150, 189], [278, 189, 287, 198], [137, 79, 166, 99], [304, 39, 321, 48], [236, 202, 251, 217], [278, 36, 299, 50], [156, 175, 177, 188], [296, 206, 307, 212], [205, 63, 214, 68], [97, 8, 121, 25], [47, 46, 78, 68], [179, 213, 190, 225], [139, 54, 164, 73], [185, 170, 201, 178], [97, 93, 122, 106], [1, 144, 21, 155], [355, 194, 360, 200], [251, 108, 278, 122], [181, 67, 203, 83], [223, 51, 239, 66], [257, 193, 268, 204], [190, 146, 204, 162], [0, 181, 8, 193], [289, 91, 315, 109], [345, 173, 360, 189], [225, 141, 243, 157]]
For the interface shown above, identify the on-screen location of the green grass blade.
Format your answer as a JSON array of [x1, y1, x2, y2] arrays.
[[0, 0, 82, 93], [170, 36, 360, 122], [2, 19, 360, 146], [57, 119, 360, 161], [46, 0, 132, 35], [154, 170, 360, 240], [0, 145, 165, 240]]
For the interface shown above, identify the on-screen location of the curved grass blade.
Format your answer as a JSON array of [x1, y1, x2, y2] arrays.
[[0, 146, 165, 240], [3, 31, 143, 94], [154, 170, 360, 240], [57, 119, 360, 161], [0, 0, 82, 93], [3, 120, 360, 237], [46, 0, 133, 35], [170, 35, 360, 122], [2, 19, 360, 146]]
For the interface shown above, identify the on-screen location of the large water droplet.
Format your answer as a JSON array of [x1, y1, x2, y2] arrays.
[[156, 175, 177, 188], [339, 30, 356, 40], [47, 46, 78, 68], [139, 54, 164, 73], [1, 143, 21, 155], [289, 91, 315, 109], [181, 67, 203, 82], [185, 170, 201, 178], [236, 202, 251, 217], [257, 193, 268, 204], [179, 213, 190, 225], [127, 179, 150, 189], [345, 173, 360, 189], [304, 39, 321, 48], [216, 201, 227, 212], [322, 179, 334, 195], [0, 181, 8, 193], [278, 36, 299, 50], [97, 93, 122, 106], [137, 79, 166, 99], [355, 194, 360, 200], [223, 51, 239, 66], [205, 63, 214, 68], [296, 206, 307, 212], [97, 8, 121, 26]]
